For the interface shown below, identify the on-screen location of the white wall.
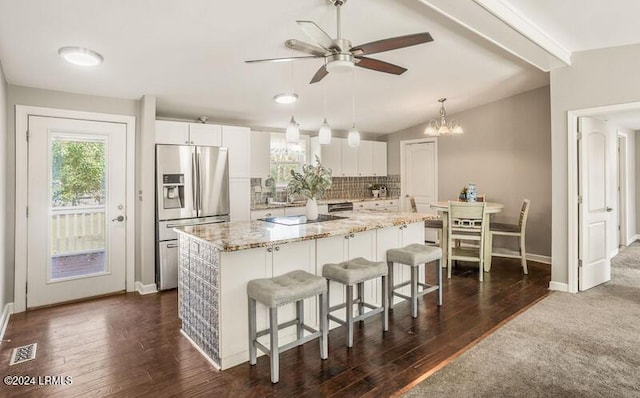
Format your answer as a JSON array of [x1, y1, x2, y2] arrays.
[[0, 63, 7, 310], [550, 43, 640, 286]]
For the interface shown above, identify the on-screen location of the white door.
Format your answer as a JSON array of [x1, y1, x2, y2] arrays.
[[403, 141, 438, 240], [578, 117, 614, 291], [27, 116, 128, 308]]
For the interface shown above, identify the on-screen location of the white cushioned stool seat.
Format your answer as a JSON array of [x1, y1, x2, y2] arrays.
[[323, 257, 387, 285], [247, 270, 326, 308], [387, 244, 442, 267]]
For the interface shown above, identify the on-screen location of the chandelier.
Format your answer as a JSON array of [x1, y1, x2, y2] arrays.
[[424, 98, 463, 136]]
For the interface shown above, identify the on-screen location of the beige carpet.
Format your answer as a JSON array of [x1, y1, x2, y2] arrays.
[[402, 243, 640, 397]]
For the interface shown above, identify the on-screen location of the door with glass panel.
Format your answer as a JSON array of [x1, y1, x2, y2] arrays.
[[26, 116, 127, 308]]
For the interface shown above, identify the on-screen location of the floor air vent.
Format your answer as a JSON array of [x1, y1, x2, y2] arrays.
[[9, 343, 37, 365]]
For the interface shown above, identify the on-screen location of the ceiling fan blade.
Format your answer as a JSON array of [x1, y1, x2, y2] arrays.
[[297, 20, 336, 51], [355, 57, 407, 75], [310, 65, 328, 84], [351, 32, 433, 56], [245, 55, 322, 63], [285, 39, 328, 57]]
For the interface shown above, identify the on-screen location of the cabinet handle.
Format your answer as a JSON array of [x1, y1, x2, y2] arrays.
[[265, 213, 271, 217], [275, 246, 280, 251], [344, 235, 350, 240], [267, 247, 273, 253], [375, 203, 379, 206]]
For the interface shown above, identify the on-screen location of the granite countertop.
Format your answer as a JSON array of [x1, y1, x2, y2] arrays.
[[251, 196, 400, 211], [175, 210, 435, 252]]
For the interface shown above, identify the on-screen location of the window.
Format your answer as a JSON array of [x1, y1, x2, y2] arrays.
[[270, 132, 307, 187]]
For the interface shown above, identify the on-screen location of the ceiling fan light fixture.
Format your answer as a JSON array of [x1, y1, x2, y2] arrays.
[[273, 92, 298, 104], [58, 46, 103, 66], [286, 116, 300, 144], [348, 125, 360, 147], [318, 118, 332, 144], [326, 59, 354, 73]]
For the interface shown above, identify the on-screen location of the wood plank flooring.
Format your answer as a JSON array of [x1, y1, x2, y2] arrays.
[[0, 258, 550, 397]]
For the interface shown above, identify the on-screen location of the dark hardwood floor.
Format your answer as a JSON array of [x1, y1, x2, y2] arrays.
[[1, 258, 550, 397]]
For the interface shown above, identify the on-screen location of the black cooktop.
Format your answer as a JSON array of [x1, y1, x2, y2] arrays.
[[258, 214, 347, 226]]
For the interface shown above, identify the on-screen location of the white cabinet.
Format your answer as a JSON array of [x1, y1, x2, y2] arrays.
[[359, 199, 398, 212], [372, 141, 387, 176], [357, 141, 374, 176], [250, 131, 271, 179], [316, 230, 375, 328], [229, 179, 250, 222], [222, 126, 251, 179], [376, 222, 424, 304], [341, 139, 358, 176], [155, 120, 222, 146], [311, 136, 342, 176], [250, 208, 285, 220]]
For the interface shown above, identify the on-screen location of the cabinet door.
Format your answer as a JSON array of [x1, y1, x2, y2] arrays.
[[222, 126, 251, 178], [357, 140, 374, 176], [347, 230, 377, 304], [250, 208, 285, 220], [250, 131, 271, 178], [402, 222, 425, 245], [341, 139, 358, 177], [229, 179, 250, 222], [316, 235, 347, 329], [155, 120, 190, 145], [272, 240, 317, 333], [189, 123, 222, 146], [372, 141, 387, 176], [321, 138, 342, 176]]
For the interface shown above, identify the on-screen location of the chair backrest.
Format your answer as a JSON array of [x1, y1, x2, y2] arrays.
[[409, 196, 417, 213], [448, 201, 487, 242], [477, 194, 486, 202], [518, 199, 531, 232]]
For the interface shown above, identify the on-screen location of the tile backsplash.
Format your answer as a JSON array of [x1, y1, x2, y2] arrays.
[[251, 175, 400, 205]]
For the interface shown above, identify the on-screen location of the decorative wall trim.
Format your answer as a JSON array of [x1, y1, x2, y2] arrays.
[[548, 281, 569, 292], [527, 253, 551, 265], [135, 281, 158, 295], [1, 302, 14, 342]]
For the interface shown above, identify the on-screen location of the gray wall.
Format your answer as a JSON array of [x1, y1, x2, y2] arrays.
[[637, 131, 640, 236], [5, 85, 140, 301], [385, 86, 552, 257], [0, 64, 7, 308], [550, 43, 640, 286]]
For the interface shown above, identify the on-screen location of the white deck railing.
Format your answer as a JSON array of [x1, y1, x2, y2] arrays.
[[51, 206, 105, 256]]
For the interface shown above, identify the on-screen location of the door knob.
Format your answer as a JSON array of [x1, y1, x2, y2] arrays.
[[112, 215, 126, 222], [606, 207, 613, 212]]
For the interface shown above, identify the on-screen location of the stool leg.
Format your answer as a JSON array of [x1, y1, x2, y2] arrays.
[[296, 299, 304, 340], [346, 284, 354, 348], [387, 261, 394, 310], [319, 292, 328, 360], [357, 282, 364, 321], [381, 275, 389, 332], [411, 265, 418, 318], [436, 259, 443, 306], [269, 306, 279, 383], [248, 297, 257, 365]]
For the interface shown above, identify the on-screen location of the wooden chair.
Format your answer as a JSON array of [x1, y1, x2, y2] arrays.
[[409, 196, 443, 245], [489, 199, 530, 274], [447, 201, 487, 281]]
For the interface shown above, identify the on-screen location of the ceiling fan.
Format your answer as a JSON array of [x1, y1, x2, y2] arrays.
[[245, 0, 434, 84]]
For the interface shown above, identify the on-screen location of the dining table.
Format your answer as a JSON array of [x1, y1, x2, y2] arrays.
[[430, 201, 504, 272]]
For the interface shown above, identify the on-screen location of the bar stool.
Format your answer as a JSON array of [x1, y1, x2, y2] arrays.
[[247, 270, 328, 384], [386, 244, 443, 318], [322, 257, 389, 348]]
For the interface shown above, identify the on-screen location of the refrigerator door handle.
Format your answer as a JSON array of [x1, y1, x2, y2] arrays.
[[196, 150, 202, 213], [191, 151, 198, 213]]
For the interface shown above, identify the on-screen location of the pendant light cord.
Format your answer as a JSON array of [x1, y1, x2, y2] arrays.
[[352, 69, 356, 126]]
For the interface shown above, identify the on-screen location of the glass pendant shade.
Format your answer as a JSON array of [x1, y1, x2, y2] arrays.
[[348, 125, 360, 147], [286, 116, 300, 144], [318, 118, 332, 145], [423, 98, 464, 137]]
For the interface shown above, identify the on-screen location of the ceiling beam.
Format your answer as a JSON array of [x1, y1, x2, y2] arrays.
[[417, 0, 572, 72]]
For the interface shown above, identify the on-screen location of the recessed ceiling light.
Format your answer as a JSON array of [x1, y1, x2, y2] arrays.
[[273, 93, 298, 104], [58, 46, 103, 67]]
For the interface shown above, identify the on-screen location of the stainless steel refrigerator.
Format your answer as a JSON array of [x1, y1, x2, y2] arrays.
[[155, 144, 230, 290]]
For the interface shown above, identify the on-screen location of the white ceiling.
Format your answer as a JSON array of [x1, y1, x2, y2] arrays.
[[0, 0, 637, 135]]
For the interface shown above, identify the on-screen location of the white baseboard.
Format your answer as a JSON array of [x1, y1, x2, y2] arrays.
[[610, 248, 619, 258], [135, 281, 158, 295], [526, 253, 551, 264], [548, 281, 569, 292], [1, 302, 14, 342], [627, 235, 640, 246]]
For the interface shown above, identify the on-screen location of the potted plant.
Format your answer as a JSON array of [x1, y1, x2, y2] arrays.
[[287, 156, 333, 220], [368, 183, 382, 198]]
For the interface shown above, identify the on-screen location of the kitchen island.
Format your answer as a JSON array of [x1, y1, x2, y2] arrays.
[[174, 210, 436, 370]]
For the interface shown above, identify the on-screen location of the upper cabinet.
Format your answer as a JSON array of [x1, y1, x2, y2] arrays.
[[222, 125, 251, 179], [311, 137, 387, 177], [155, 120, 221, 146], [250, 131, 271, 179]]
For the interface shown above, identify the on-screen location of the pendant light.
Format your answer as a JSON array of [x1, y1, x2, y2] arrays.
[[424, 98, 464, 136], [347, 69, 360, 147], [318, 80, 332, 144], [284, 62, 300, 144]]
